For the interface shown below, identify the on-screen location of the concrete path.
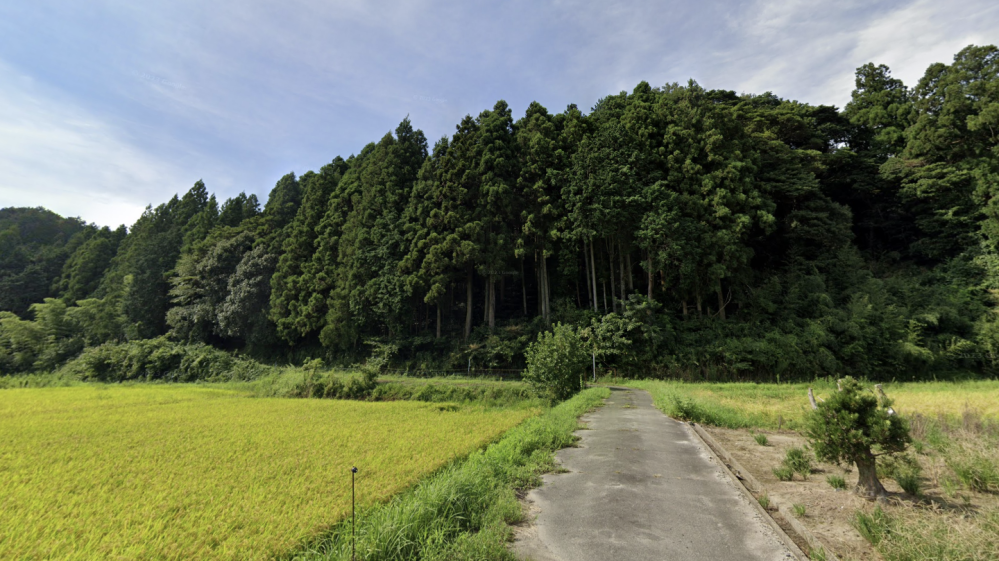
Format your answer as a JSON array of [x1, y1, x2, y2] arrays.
[[513, 387, 797, 561]]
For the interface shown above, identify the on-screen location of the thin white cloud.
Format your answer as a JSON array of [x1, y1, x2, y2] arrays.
[[715, 0, 999, 107], [0, 61, 189, 227], [848, 0, 998, 96]]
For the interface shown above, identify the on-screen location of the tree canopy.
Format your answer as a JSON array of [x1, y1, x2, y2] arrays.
[[3, 45, 999, 381]]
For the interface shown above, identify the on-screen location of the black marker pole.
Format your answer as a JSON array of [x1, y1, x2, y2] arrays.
[[351, 466, 358, 561]]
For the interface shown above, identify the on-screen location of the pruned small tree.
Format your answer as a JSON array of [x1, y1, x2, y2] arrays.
[[523, 323, 589, 403], [804, 377, 910, 500]]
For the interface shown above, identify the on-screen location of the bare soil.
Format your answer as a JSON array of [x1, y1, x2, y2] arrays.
[[706, 425, 999, 561], [706, 428, 878, 561]]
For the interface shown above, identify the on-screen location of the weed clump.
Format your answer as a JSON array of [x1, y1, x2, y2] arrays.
[[826, 475, 847, 490], [753, 433, 769, 446]]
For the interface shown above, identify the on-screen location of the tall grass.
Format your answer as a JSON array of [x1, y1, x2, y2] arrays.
[[288, 387, 611, 561], [625, 379, 999, 429]]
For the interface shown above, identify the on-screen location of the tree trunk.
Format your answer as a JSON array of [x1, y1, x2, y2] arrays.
[[647, 254, 653, 301], [696, 294, 702, 318], [541, 252, 550, 324], [626, 250, 634, 291], [464, 267, 473, 341], [488, 277, 496, 331], [589, 239, 598, 313], [601, 280, 608, 314], [855, 452, 887, 501], [717, 286, 726, 320], [583, 243, 592, 308], [436, 303, 441, 338], [682, 299, 688, 318], [619, 240, 626, 304], [521, 259, 527, 316], [607, 239, 617, 313], [483, 274, 489, 323]]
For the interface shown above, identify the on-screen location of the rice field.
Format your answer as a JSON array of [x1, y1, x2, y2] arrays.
[[624, 379, 999, 429], [0, 386, 531, 560]]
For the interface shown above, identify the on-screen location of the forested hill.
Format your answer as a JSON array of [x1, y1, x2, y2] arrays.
[[3, 45, 998, 382]]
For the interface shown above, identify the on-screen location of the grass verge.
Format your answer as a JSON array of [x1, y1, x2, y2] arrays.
[[285, 386, 611, 561]]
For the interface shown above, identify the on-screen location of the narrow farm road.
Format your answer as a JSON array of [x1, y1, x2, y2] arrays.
[[513, 387, 798, 561]]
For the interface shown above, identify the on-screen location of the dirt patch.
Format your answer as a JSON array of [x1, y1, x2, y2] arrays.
[[706, 427, 880, 560], [706, 425, 999, 561]]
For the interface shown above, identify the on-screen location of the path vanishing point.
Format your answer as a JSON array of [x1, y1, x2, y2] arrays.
[[513, 387, 799, 561]]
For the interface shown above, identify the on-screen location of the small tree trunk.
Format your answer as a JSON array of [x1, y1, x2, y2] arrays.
[[521, 259, 527, 316], [541, 254, 551, 325], [619, 240, 626, 304], [464, 267, 473, 341], [717, 286, 726, 320], [855, 452, 887, 501], [602, 280, 608, 314], [626, 251, 634, 291], [696, 294, 703, 318], [589, 239, 598, 313], [483, 274, 489, 323], [682, 300, 688, 318], [488, 277, 495, 331], [607, 239, 617, 314], [436, 303, 441, 338], [647, 254, 653, 301], [583, 245, 592, 307]]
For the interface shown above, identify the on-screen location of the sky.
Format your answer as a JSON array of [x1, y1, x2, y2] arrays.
[[0, 0, 996, 228]]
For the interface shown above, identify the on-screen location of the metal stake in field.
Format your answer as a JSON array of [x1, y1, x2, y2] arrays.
[[351, 466, 358, 561]]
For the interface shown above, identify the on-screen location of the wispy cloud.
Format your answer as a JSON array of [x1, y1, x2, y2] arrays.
[[0, 62, 190, 227], [0, 0, 996, 227]]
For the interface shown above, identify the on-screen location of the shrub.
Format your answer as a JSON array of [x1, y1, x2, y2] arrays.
[[784, 447, 814, 479], [523, 323, 588, 403], [60, 338, 263, 383], [827, 475, 847, 490], [758, 495, 771, 510], [773, 466, 795, 481], [805, 377, 910, 500]]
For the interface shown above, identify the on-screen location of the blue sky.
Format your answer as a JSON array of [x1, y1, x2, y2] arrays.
[[0, 0, 996, 228]]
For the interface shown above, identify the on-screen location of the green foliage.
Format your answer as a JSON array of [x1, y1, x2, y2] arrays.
[[757, 495, 770, 510], [523, 323, 588, 402], [792, 503, 807, 517], [773, 446, 813, 481], [753, 433, 769, 446], [947, 452, 999, 494], [805, 377, 910, 468], [783, 447, 814, 478], [827, 475, 847, 490], [878, 453, 924, 495], [59, 338, 265, 383], [773, 466, 794, 481], [4, 45, 999, 383], [854, 507, 890, 546]]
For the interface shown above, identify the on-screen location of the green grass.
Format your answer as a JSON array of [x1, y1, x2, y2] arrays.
[[621, 379, 999, 429], [288, 387, 611, 561], [753, 432, 769, 446], [0, 385, 532, 560], [826, 475, 847, 490]]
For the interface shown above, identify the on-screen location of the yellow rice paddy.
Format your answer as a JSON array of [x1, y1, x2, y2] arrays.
[[0, 386, 530, 560]]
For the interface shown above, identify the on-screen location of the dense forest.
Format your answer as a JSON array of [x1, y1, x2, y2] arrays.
[[2, 45, 998, 382]]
